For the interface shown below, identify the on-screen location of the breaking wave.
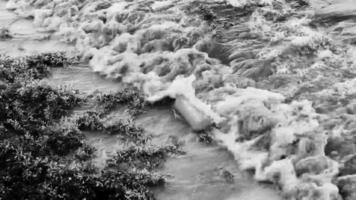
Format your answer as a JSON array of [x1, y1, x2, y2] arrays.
[[5, 0, 356, 199]]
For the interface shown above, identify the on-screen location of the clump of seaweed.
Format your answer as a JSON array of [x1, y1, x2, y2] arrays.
[[0, 139, 166, 200], [197, 132, 215, 144], [75, 111, 104, 131], [96, 86, 146, 116], [0, 52, 75, 83], [109, 143, 183, 171], [26, 52, 77, 68], [73, 111, 148, 144], [0, 83, 81, 135], [0, 53, 179, 200], [104, 120, 148, 144], [45, 126, 84, 156], [0, 28, 12, 40]]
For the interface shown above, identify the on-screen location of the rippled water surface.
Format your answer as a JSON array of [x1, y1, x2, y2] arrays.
[[46, 67, 282, 200], [3, 0, 356, 199], [0, 1, 74, 56], [0, 1, 279, 198]]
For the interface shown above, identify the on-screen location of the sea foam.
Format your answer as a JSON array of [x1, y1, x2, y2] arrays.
[[5, 0, 355, 199]]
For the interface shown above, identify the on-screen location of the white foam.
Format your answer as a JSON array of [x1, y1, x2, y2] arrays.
[[5, 0, 345, 199]]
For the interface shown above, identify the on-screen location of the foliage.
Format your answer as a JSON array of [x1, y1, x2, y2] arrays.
[[45, 127, 83, 156], [96, 87, 146, 116], [104, 120, 148, 144], [109, 144, 183, 171], [0, 117, 173, 200], [76, 111, 104, 131], [74, 111, 148, 144], [0, 53, 177, 200], [0, 83, 81, 135], [0, 140, 164, 200], [0, 53, 73, 83], [26, 52, 75, 68], [75, 143, 96, 161]]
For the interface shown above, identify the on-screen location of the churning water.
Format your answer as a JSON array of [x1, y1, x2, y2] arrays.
[[2, 0, 356, 199]]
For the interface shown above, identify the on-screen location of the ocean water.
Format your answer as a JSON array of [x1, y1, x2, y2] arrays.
[[2, 0, 356, 199]]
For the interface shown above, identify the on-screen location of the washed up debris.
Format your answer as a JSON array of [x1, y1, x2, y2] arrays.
[[0, 27, 12, 40]]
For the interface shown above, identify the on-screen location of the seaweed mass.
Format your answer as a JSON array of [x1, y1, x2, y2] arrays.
[[3, 0, 356, 200]]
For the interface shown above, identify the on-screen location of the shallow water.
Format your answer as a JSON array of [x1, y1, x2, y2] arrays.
[[5, 38, 282, 199], [4, 0, 356, 199], [43, 66, 122, 95], [136, 107, 281, 200], [49, 67, 282, 200], [0, 1, 74, 56], [35, 61, 281, 200]]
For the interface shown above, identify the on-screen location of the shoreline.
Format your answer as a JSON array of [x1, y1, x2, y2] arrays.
[[2, 0, 356, 199]]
